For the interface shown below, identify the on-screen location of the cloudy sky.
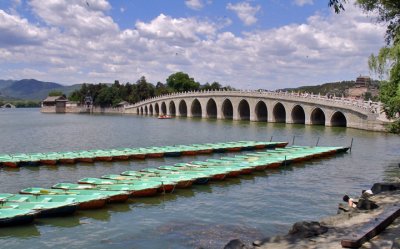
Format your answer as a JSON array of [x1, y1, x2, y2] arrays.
[[0, 0, 386, 89]]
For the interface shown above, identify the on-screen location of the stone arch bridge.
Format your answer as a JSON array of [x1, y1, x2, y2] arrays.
[[125, 90, 387, 131]]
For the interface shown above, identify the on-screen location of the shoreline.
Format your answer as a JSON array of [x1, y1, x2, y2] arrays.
[[224, 184, 400, 249]]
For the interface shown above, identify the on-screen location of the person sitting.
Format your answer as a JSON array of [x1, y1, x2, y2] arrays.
[[343, 195, 357, 208], [343, 194, 379, 210]]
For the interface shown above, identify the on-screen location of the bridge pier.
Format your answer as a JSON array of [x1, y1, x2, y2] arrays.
[[286, 111, 293, 124]]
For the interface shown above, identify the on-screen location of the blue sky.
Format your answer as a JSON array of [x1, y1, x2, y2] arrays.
[[0, 0, 386, 89]]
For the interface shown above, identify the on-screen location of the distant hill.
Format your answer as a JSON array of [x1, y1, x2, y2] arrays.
[[0, 80, 16, 88], [278, 80, 380, 97], [0, 79, 81, 100]]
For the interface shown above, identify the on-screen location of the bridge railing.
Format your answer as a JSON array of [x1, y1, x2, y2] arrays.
[[126, 90, 382, 115]]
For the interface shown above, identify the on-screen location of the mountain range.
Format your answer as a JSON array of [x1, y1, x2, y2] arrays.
[[0, 79, 81, 100]]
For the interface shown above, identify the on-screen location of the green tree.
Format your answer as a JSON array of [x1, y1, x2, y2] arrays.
[[48, 90, 64, 97], [166, 72, 200, 92], [155, 82, 173, 96], [94, 85, 123, 107], [127, 84, 140, 104], [136, 76, 155, 101], [201, 82, 222, 90]]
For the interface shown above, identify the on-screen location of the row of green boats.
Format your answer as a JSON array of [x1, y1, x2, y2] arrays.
[[0, 141, 288, 168], [0, 144, 349, 227]]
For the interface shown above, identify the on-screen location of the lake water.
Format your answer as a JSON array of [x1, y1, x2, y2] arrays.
[[0, 108, 398, 248]]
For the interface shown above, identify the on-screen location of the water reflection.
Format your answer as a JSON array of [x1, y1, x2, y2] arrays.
[[132, 194, 178, 207], [35, 216, 81, 228], [0, 224, 40, 238]]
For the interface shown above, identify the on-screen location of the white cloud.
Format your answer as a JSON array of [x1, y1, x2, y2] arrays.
[[227, 1, 261, 26], [135, 14, 217, 43], [28, 0, 117, 37], [293, 0, 314, 6], [0, 1, 387, 89], [185, 0, 204, 10], [0, 10, 48, 47]]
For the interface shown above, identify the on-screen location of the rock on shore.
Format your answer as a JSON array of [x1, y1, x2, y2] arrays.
[[224, 189, 400, 249]]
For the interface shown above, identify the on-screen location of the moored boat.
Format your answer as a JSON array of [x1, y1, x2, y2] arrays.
[[0, 155, 20, 168], [75, 151, 95, 163], [0, 208, 37, 227], [57, 152, 77, 164], [22, 186, 129, 203], [0, 201, 77, 218], [12, 154, 40, 167], [90, 150, 113, 162], [77, 178, 160, 197], [1, 193, 107, 210], [102, 174, 176, 193], [145, 148, 164, 158]]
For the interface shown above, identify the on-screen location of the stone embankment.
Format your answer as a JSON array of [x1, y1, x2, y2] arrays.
[[224, 183, 400, 249]]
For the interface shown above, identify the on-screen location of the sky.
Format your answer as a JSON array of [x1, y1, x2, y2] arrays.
[[0, 0, 387, 89]]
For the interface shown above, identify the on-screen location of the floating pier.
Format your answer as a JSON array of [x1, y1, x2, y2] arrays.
[[0, 141, 288, 168], [0, 144, 349, 227]]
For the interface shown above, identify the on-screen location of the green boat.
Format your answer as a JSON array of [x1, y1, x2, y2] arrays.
[[11, 153, 40, 166], [64, 179, 160, 198], [0, 193, 107, 210], [0, 208, 37, 227], [78, 177, 161, 188], [131, 169, 195, 188], [102, 174, 177, 193], [0, 155, 20, 167], [158, 165, 210, 184], [20, 187, 129, 203], [0, 200, 77, 218]]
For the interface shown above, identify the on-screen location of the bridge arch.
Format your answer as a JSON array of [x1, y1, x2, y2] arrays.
[[140, 107, 144, 115], [144, 106, 148, 115], [169, 101, 176, 116], [149, 105, 153, 115], [191, 99, 202, 117], [255, 101, 268, 121], [311, 108, 325, 125], [238, 99, 250, 120], [155, 103, 160, 116], [161, 102, 167, 115], [179, 100, 187, 117], [206, 98, 217, 118], [330, 111, 347, 127], [273, 102, 286, 123], [291, 105, 305, 124], [221, 99, 233, 120]]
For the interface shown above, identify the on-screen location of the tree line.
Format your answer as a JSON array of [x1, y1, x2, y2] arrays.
[[67, 72, 233, 108]]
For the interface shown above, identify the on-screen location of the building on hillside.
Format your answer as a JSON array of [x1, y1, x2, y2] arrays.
[[355, 76, 371, 87], [346, 76, 378, 100], [41, 95, 68, 113]]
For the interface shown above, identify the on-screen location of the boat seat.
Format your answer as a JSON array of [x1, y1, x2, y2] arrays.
[[43, 197, 52, 202], [17, 197, 29, 202], [341, 204, 400, 248]]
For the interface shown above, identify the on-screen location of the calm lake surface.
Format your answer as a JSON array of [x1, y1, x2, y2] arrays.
[[0, 108, 398, 249]]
